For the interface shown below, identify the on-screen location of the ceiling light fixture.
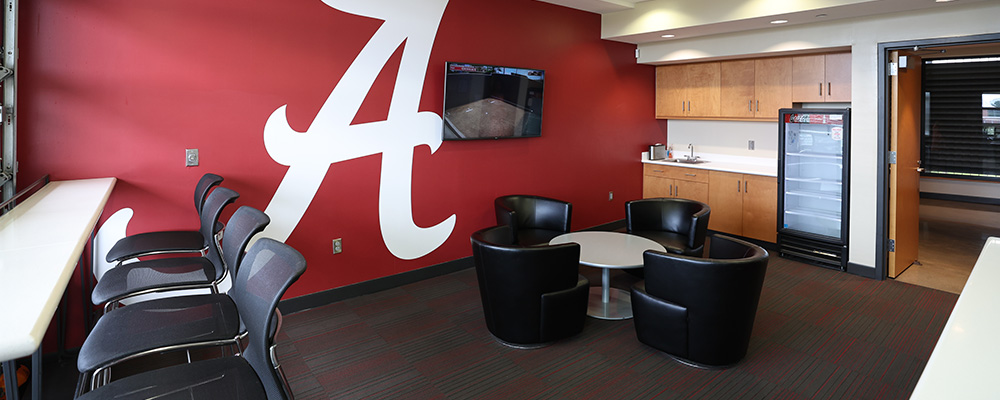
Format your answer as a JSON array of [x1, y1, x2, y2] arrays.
[[661, 34, 676, 38], [935, 0, 956, 2], [770, 19, 789, 24]]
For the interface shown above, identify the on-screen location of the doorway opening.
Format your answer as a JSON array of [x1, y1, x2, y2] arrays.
[[880, 34, 1000, 294]]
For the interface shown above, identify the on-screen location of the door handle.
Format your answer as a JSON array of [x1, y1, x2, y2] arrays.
[[827, 82, 832, 96], [819, 83, 823, 96], [916, 167, 925, 173]]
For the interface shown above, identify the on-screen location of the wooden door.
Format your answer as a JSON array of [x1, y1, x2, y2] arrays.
[[888, 51, 922, 278], [656, 65, 687, 118], [721, 60, 755, 118], [707, 171, 744, 234], [742, 175, 778, 242], [754, 57, 793, 119], [825, 53, 852, 102], [791, 54, 825, 102], [685, 63, 721, 117]]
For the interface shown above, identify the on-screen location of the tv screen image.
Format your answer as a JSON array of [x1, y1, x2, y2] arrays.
[[443, 62, 544, 140]]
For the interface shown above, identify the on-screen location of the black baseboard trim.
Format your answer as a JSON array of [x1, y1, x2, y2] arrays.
[[846, 262, 878, 279], [921, 192, 1000, 206], [278, 257, 474, 315]]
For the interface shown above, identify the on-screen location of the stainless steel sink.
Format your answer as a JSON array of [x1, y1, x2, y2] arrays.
[[665, 158, 707, 164]]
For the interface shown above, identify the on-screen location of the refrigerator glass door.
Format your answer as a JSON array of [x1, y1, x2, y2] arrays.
[[782, 113, 845, 240]]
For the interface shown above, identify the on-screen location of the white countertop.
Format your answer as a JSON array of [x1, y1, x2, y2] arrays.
[[0, 178, 116, 361], [911, 236, 1000, 399], [641, 152, 777, 177]]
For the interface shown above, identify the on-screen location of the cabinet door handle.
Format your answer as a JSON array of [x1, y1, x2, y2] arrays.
[[756, 100, 759, 112], [652, 169, 664, 173], [669, 185, 673, 197], [676, 186, 679, 197], [749, 99, 752, 112], [745, 180, 750, 193], [685, 173, 696, 177], [682, 101, 686, 112], [828, 82, 832, 96], [687, 101, 691, 113], [737, 180, 741, 192], [819, 83, 823, 96]]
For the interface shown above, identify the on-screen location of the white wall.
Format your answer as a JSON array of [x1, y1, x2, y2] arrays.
[[634, 1, 1000, 271], [666, 120, 778, 159]]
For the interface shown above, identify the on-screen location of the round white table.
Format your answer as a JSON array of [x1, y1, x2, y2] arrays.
[[550, 231, 665, 320]]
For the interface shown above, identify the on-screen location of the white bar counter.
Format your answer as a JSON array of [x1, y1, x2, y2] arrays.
[[911, 236, 1000, 399], [641, 152, 777, 177], [0, 177, 115, 399]]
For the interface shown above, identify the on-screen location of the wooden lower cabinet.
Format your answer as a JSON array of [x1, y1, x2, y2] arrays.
[[707, 171, 777, 243], [642, 164, 709, 204]]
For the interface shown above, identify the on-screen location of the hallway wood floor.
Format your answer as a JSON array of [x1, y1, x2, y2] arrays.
[[894, 198, 1000, 294]]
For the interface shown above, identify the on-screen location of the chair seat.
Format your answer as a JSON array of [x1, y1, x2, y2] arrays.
[[76, 356, 266, 400], [77, 294, 240, 374], [517, 228, 565, 246], [91, 256, 217, 305], [105, 230, 207, 263], [630, 230, 703, 256]]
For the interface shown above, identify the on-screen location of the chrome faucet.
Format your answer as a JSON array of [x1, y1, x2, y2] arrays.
[[687, 143, 697, 161]]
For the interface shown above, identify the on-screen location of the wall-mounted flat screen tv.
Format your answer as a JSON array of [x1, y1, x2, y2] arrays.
[[443, 62, 544, 140]]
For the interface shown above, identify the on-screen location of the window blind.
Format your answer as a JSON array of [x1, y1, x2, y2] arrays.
[[922, 57, 1000, 180]]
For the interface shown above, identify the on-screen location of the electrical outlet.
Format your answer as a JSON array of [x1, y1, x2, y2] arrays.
[[332, 238, 342, 254], [748, 140, 755, 151], [185, 149, 199, 167], [608, 191, 614, 201]]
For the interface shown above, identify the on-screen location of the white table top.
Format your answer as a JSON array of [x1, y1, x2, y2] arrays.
[[0, 178, 116, 361], [911, 236, 1000, 399], [550, 231, 664, 269]]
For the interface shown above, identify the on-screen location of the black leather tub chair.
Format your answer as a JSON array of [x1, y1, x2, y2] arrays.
[[494, 195, 572, 246], [471, 225, 589, 348], [631, 234, 769, 368]]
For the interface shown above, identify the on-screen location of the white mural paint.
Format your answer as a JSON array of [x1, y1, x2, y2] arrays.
[[259, 0, 455, 260]]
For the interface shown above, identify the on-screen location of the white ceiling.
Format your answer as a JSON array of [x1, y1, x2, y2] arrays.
[[537, 0, 991, 44]]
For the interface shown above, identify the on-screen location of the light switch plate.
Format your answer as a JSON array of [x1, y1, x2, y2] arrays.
[[185, 149, 199, 167]]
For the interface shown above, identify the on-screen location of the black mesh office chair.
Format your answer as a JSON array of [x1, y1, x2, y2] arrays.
[[104, 173, 224, 264], [76, 238, 306, 399], [91, 203, 268, 312]]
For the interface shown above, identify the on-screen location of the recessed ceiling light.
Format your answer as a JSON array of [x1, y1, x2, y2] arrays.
[[661, 34, 676, 38], [770, 19, 789, 24]]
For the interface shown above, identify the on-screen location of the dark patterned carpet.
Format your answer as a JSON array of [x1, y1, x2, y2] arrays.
[[276, 256, 957, 399]]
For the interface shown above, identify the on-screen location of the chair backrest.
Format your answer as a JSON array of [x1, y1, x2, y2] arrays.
[[494, 195, 572, 233], [193, 173, 224, 213], [470, 225, 581, 343], [626, 198, 710, 249], [212, 206, 270, 282], [198, 186, 239, 249], [642, 234, 768, 364], [230, 238, 307, 400]]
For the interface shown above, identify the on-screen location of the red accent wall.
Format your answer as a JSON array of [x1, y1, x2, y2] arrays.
[[17, 0, 663, 350]]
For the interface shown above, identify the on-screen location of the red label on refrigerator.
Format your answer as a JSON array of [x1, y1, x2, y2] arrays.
[[784, 113, 844, 125]]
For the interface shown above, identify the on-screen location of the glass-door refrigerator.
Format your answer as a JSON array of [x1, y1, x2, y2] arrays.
[[778, 108, 850, 270]]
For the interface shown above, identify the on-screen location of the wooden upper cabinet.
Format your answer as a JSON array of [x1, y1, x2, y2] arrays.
[[685, 63, 721, 117], [824, 53, 852, 102], [792, 53, 851, 102], [753, 57, 792, 119], [720, 60, 756, 119], [655, 63, 720, 118], [719, 57, 791, 120], [656, 65, 687, 118]]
